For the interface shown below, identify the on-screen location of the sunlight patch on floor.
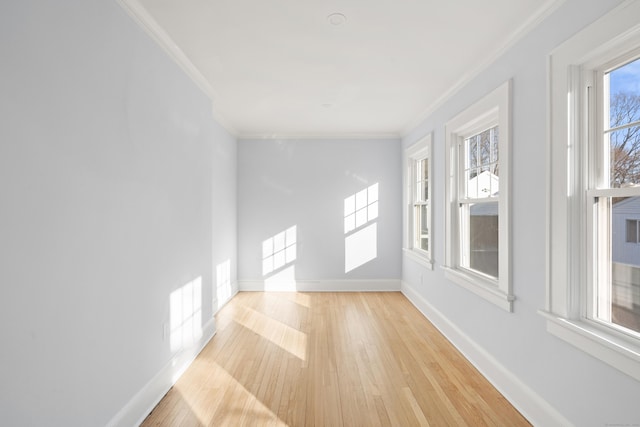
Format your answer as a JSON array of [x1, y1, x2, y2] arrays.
[[233, 305, 307, 361], [174, 361, 289, 426]]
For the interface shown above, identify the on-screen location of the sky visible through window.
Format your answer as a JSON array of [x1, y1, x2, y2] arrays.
[[608, 58, 640, 187], [610, 57, 640, 95]]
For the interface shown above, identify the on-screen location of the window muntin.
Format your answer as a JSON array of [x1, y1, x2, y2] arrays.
[[590, 57, 640, 336], [444, 81, 512, 311]]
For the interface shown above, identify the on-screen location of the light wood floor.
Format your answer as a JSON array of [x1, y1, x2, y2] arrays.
[[142, 292, 530, 426]]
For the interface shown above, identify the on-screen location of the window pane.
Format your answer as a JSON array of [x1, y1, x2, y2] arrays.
[[627, 219, 638, 243], [469, 136, 478, 169], [422, 158, 429, 201], [468, 202, 499, 278], [415, 159, 422, 201], [413, 205, 421, 248], [608, 57, 640, 130], [609, 126, 640, 187], [417, 179, 425, 203], [414, 158, 429, 203], [465, 167, 477, 199], [413, 204, 429, 251], [420, 205, 429, 251], [491, 126, 499, 163], [464, 126, 499, 199], [607, 196, 640, 334], [466, 169, 499, 199], [480, 130, 491, 166], [421, 158, 429, 182]]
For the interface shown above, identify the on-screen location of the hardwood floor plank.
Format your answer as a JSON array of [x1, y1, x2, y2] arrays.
[[142, 292, 530, 427]]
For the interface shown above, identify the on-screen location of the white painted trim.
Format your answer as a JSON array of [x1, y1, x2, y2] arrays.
[[115, 0, 236, 136], [403, 248, 433, 270], [401, 0, 566, 136], [540, 311, 640, 382], [238, 279, 401, 292], [442, 266, 514, 312], [401, 281, 573, 427], [237, 132, 400, 140], [213, 281, 239, 315], [106, 317, 217, 427]]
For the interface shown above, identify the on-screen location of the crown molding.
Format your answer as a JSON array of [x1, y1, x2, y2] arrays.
[[237, 132, 401, 141], [401, 0, 566, 137], [116, 0, 237, 137]]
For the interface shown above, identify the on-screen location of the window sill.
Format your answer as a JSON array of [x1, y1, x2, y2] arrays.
[[441, 265, 513, 312], [403, 248, 433, 270], [539, 311, 640, 382]]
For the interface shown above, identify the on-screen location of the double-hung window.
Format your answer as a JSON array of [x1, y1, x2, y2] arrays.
[[589, 55, 640, 336], [444, 81, 512, 311], [405, 134, 433, 268], [545, 1, 640, 381]]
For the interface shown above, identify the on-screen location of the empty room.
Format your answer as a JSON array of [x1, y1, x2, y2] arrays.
[[2, 0, 640, 426]]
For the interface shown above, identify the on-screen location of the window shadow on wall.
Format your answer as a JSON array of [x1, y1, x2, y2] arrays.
[[344, 183, 379, 273], [262, 226, 297, 290]]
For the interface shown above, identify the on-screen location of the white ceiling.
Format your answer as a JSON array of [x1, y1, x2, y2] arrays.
[[120, 0, 562, 138]]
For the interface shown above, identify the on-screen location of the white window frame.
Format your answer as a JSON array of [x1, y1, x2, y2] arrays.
[[404, 134, 433, 269], [444, 81, 513, 312], [544, 1, 640, 382]]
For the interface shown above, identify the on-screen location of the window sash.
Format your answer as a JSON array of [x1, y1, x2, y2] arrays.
[[457, 126, 500, 279], [406, 135, 432, 263], [412, 202, 429, 253]]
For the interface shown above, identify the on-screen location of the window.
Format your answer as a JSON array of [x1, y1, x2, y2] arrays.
[[405, 134, 433, 268], [590, 55, 640, 336], [627, 219, 639, 243], [444, 81, 512, 311], [545, 1, 640, 382]]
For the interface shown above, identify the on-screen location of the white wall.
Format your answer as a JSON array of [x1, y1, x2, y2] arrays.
[[0, 1, 236, 426], [401, 0, 640, 425], [237, 139, 401, 289]]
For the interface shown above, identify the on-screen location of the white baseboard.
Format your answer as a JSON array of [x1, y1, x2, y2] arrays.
[[214, 281, 239, 315], [238, 279, 401, 292], [400, 281, 572, 427], [106, 317, 217, 427]]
